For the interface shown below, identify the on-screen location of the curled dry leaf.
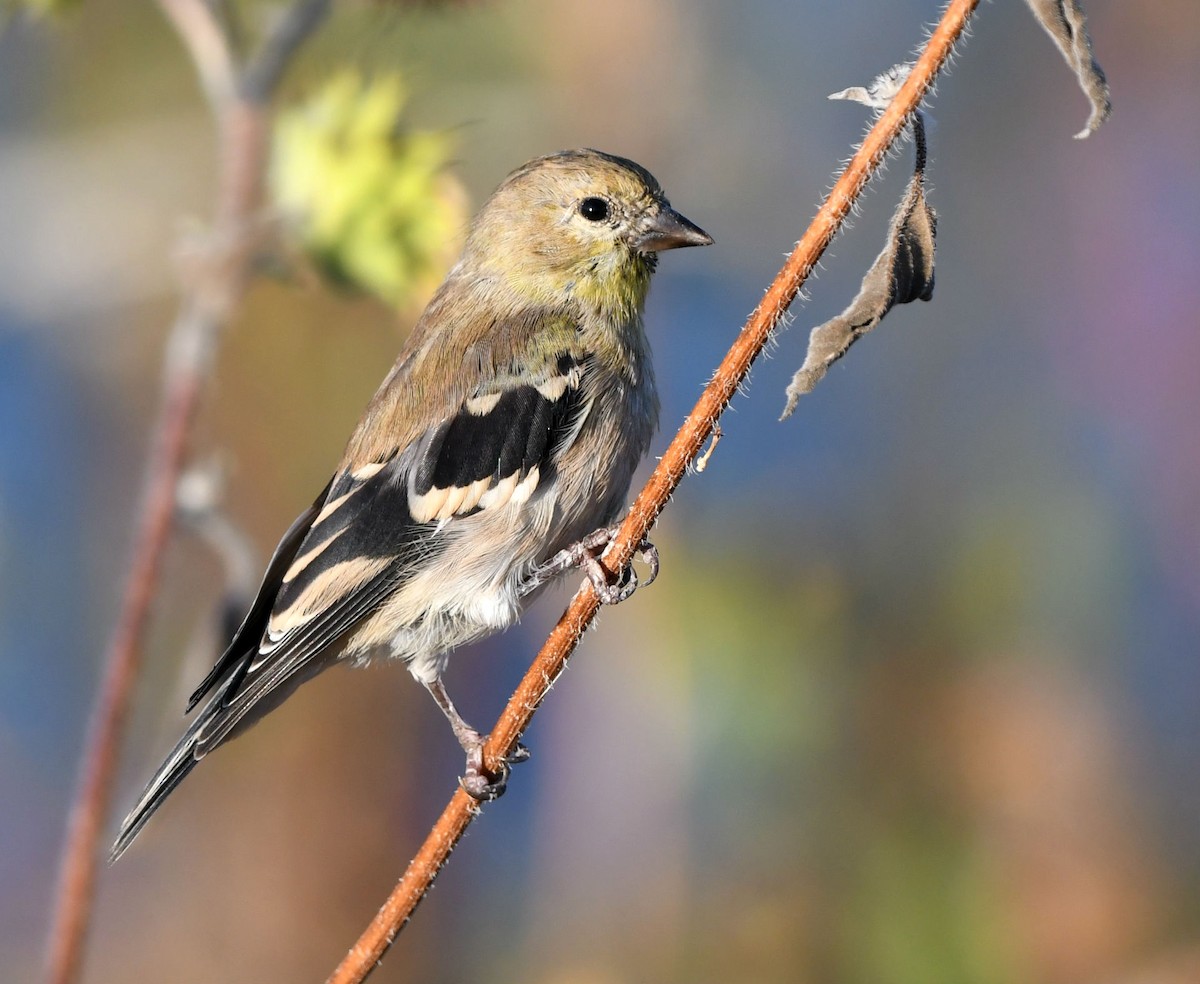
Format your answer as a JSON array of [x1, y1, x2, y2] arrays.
[[828, 62, 914, 110], [695, 423, 722, 473], [1024, 0, 1111, 138], [782, 75, 936, 420]]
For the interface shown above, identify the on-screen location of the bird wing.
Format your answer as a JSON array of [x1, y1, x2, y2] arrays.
[[185, 345, 593, 753]]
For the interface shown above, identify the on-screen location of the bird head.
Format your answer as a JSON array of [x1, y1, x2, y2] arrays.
[[464, 149, 712, 317]]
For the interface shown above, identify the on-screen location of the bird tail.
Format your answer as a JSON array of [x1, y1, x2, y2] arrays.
[[110, 489, 332, 862], [108, 669, 243, 863], [108, 721, 203, 863]]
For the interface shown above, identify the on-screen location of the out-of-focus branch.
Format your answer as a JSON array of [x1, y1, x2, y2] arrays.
[[43, 2, 329, 982], [325, 1, 983, 981], [241, 0, 331, 104], [175, 459, 260, 643], [157, 0, 238, 111]]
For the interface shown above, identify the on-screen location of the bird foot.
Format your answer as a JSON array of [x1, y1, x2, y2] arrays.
[[526, 524, 659, 604], [458, 733, 530, 802]]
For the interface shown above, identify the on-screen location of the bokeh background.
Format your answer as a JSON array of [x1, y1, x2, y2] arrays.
[[3, 1, 1200, 981]]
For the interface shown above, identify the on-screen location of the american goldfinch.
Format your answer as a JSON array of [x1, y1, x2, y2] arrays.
[[112, 149, 711, 860]]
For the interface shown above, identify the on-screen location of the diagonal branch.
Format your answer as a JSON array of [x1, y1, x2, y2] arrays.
[[325, 1, 983, 981], [42, 2, 329, 983]]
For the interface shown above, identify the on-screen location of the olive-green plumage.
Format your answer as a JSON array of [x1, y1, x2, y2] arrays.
[[112, 149, 711, 860]]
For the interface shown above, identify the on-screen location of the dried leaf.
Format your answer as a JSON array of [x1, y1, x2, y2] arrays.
[[1024, 0, 1111, 138], [781, 81, 936, 420]]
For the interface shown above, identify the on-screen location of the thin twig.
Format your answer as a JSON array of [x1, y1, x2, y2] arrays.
[[326, 1, 982, 981], [42, 2, 329, 982], [240, 0, 331, 104], [157, 0, 239, 112]]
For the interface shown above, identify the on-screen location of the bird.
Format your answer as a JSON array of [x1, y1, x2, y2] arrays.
[[111, 148, 712, 861]]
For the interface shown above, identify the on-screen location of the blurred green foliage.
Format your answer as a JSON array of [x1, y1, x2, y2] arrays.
[[271, 70, 467, 310]]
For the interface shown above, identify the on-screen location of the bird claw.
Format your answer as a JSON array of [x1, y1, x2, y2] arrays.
[[527, 524, 660, 604], [459, 737, 530, 802], [584, 555, 637, 604]]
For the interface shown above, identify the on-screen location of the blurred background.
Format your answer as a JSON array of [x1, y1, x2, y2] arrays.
[[3, 1, 1199, 981]]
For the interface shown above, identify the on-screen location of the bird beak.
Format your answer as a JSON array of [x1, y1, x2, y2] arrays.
[[632, 206, 714, 253]]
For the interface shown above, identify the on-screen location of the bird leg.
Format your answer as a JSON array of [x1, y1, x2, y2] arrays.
[[423, 678, 529, 801], [524, 524, 659, 605]]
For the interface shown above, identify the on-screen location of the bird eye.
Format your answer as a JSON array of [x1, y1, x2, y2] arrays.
[[578, 197, 610, 222]]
